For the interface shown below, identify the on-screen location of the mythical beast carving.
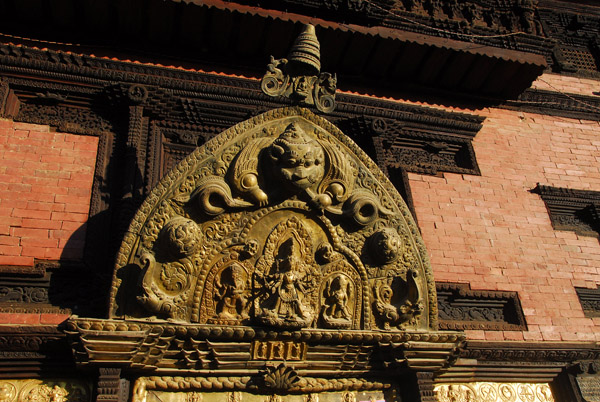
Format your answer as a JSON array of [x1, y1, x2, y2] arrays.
[[109, 107, 437, 332]]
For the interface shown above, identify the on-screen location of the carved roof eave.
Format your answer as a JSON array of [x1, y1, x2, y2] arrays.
[[65, 316, 465, 375], [0, 0, 549, 99], [183, 0, 550, 98]]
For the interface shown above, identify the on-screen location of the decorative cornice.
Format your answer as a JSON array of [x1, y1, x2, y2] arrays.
[[505, 88, 600, 121], [462, 341, 600, 363], [66, 317, 465, 376], [575, 287, 600, 318], [532, 184, 600, 238], [0, 260, 102, 317], [0, 326, 74, 378], [437, 283, 527, 331]]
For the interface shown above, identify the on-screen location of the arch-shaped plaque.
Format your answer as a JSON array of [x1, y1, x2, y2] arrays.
[[68, 108, 464, 397], [109, 107, 436, 331]]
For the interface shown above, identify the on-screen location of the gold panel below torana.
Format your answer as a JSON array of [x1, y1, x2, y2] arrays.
[[0, 379, 91, 402], [434, 383, 554, 402], [144, 390, 389, 402]]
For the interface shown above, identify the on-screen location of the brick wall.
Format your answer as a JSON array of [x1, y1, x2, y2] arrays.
[[0, 119, 98, 267], [409, 78, 600, 342], [531, 73, 600, 96]]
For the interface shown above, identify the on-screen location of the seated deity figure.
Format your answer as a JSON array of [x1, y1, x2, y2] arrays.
[[214, 263, 249, 321]]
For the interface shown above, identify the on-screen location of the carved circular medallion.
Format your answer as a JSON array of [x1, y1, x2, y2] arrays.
[[157, 216, 202, 259]]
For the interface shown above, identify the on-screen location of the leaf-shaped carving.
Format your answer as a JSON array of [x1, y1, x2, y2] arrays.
[[263, 364, 300, 391]]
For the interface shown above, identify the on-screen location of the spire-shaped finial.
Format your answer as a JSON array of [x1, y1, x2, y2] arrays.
[[260, 24, 337, 114], [287, 24, 321, 75]]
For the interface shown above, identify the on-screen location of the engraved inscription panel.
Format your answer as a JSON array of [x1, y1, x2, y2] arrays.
[[252, 341, 307, 361]]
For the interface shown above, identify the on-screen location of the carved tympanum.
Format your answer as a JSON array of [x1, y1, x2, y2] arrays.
[[109, 107, 436, 332]]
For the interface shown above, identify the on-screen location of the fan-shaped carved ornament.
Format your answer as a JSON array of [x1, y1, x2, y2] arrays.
[[108, 107, 437, 331]]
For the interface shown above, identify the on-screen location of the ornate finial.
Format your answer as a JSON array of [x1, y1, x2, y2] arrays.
[[287, 24, 321, 75], [260, 24, 337, 113]]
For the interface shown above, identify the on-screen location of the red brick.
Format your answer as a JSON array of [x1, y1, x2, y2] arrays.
[[22, 176, 59, 186], [21, 219, 62, 230], [0, 236, 20, 246], [55, 194, 89, 205], [12, 208, 51, 220], [51, 212, 88, 222], [7, 183, 31, 192], [64, 203, 90, 214], [58, 178, 93, 189], [12, 227, 49, 238], [0, 313, 40, 324], [34, 185, 69, 194], [21, 246, 50, 257], [40, 313, 70, 325], [60, 221, 84, 231], [25, 201, 55, 211], [0, 244, 22, 255], [14, 122, 48, 132], [0, 255, 34, 266], [20, 237, 59, 248], [34, 169, 71, 179]]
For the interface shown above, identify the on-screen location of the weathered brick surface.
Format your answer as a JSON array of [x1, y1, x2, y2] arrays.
[[0, 119, 98, 267], [410, 81, 600, 342], [0, 312, 70, 325], [530, 73, 600, 97]]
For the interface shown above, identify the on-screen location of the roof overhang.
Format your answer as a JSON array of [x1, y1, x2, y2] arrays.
[[0, 0, 548, 100]]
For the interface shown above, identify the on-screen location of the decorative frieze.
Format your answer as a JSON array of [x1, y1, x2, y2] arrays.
[[437, 283, 527, 331], [434, 382, 555, 402], [505, 88, 600, 121], [0, 261, 101, 316], [0, 379, 91, 402], [532, 184, 600, 238], [575, 287, 600, 318], [538, 2, 600, 76], [137, 386, 393, 402]]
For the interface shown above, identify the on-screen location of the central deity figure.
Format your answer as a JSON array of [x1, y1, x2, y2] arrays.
[[257, 237, 316, 328]]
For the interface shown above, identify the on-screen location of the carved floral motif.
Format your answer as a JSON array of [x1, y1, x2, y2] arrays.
[[0, 380, 90, 402]]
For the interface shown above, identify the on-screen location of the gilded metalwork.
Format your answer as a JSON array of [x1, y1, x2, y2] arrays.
[[109, 107, 435, 331], [252, 340, 306, 361], [142, 390, 392, 402], [0, 379, 91, 402], [261, 25, 337, 113], [434, 383, 555, 402], [66, 106, 465, 391]]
